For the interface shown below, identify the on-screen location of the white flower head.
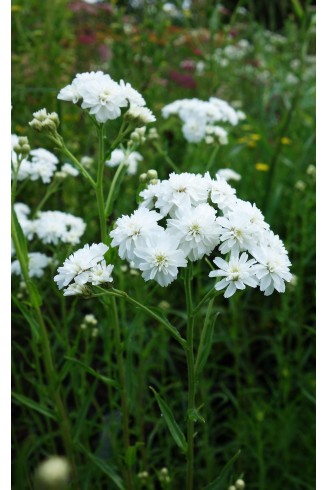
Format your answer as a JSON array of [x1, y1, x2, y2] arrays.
[[34, 211, 86, 245], [210, 176, 238, 211], [167, 203, 220, 261], [110, 208, 163, 260], [12, 252, 52, 279], [216, 168, 241, 182], [252, 242, 292, 296], [125, 105, 156, 125], [209, 252, 258, 298], [54, 242, 109, 290], [106, 149, 143, 175], [133, 231, 188, 287]]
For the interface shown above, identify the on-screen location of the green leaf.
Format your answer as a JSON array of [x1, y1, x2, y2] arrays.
[[125, 442, 144, 468], [64, 356, 118, 387], [12, 295, 40, 341], [77, 443, 124, 490], [195, 301, 219, 377], [149, 386, 187, 453], [203, 450, 241, 490], [12, 392, 57, 421]]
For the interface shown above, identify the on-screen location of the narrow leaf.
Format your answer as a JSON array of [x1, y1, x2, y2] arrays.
[[77, 443, 124, 490], [149, 386, 187, 453], [64, 356, 118, 387], [203, 450, 241, 490], [12, 392, 56, 421]]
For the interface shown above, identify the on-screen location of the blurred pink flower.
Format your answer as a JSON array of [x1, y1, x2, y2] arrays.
[[168, 71, 197, 89]]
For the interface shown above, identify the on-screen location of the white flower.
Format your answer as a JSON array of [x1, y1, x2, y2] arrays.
[[14, 202, 36, 240], [63, 283, 90, 296], [125, 105, 156, 124], [12, 252, 52, 278], [79, 75, 128, 123], [210, 176, 238, 211], [217, 211, 254, 254], [110, 208, 163, 260], [133, 231, 187, 286], [54, 243, 109, 290], [118, 80, 146, 107], [29, 148, 59, 184], [167, 203, 220, 261], [216, 168, 241, 182], [252, 243, 292, 296], [105, 149, 143, 175], [182, 117, 207, 143], [34, 211, 86, 245], [209, 252, 258, 298], [58, 71, 105, 104], [89, 261, 114, 285], [60, 163, 79, 177], [154, 172, 210, 217]]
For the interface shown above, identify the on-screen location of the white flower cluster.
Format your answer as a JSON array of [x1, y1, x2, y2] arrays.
[[11, 252, 53, 279], [11, 136, 59, 184], [110, 172, 292, 296], [58, 71, 155, 124], [161, 97, 245, 144], [106, 148, 143, 175], [14, 203, 86, 246], [54, 243, 114, 296], [213, 39, 252, 67]]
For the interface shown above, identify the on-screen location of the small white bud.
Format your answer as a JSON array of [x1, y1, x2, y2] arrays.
[[235, 479, 245, 490], [34, 456, 71, 490], [147, 169, 158, 180]]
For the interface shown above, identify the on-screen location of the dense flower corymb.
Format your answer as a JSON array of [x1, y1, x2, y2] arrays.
[[54, 243, 114, 295]]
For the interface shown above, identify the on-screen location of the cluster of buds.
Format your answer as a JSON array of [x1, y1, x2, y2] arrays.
[[12, 136, 31, 157], [137, 470, 149, 482], [228, 478, 246, 490], [128, 126, 147, 147], [139, 168, 159, 186], [80, 314, 98, 337], [29, 109, 60, 133], [147, 127, 159, 140], [158, 467, 171, 486]]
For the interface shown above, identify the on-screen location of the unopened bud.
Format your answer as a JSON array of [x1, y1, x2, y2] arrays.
[[139, 173, 148, 183], [34, 456, 71, 490], [147, 169, 158, 180], [21, 144, 31, 154], [48, 112, 60, 126], [29, 119, 43, 132], [235, 479, 245, 490], [228, 486, 236, 490], [149, 178, 158, 185], [42, 119, 57, 132], [18, 136, 29, 145]]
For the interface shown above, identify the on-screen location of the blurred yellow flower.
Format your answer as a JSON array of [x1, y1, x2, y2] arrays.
[[255, 163, 269, 171], [247, 141, 257, 148], [237, 136, 247, 144], [250, 133, 261, 141], [281, 136, 292, 145], [241, 124, 252, 131], [11, 5, 22, 11]]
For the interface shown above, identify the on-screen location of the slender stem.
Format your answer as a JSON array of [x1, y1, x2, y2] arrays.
[[56, 141, 96, 188], [96, 125, 107, 242], [153, 141, 180, 173], [110, 296, 134, 490], [32, 180, 60, 217], [185, 265, 196, 490], [205, 144, 220, 172], [11, 208, 79, 489]]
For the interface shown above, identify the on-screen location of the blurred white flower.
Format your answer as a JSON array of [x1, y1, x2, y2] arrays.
[[106, 148, 143, 175]]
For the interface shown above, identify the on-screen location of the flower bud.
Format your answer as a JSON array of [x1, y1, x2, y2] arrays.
[[48, 112, 60, 126], [18, 136, 29, 145], [34, 456, 70, 490], [235, 479, 245, 490], [228, 486, 236, 490], [147, 169, 158, 180], [149, 178, 159, 185], [21, 144, 31, 155], [139, 173, 148, 183], [29, 119, 43, 132]]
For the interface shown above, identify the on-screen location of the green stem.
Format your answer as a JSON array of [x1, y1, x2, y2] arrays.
[[110, 296, 134, 490], [11, 208, 79, 489], [96, 125, 107, 242], [205, 144, 220, 172], [56, 141, 96, 188], [32, 180, 60, 217], [185, 265, 195, 490], [153, 141, 180, 173]]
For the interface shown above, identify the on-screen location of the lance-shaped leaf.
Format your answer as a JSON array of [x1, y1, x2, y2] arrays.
[[203, 450, 241, 490], [149, 386, 187, 454]]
